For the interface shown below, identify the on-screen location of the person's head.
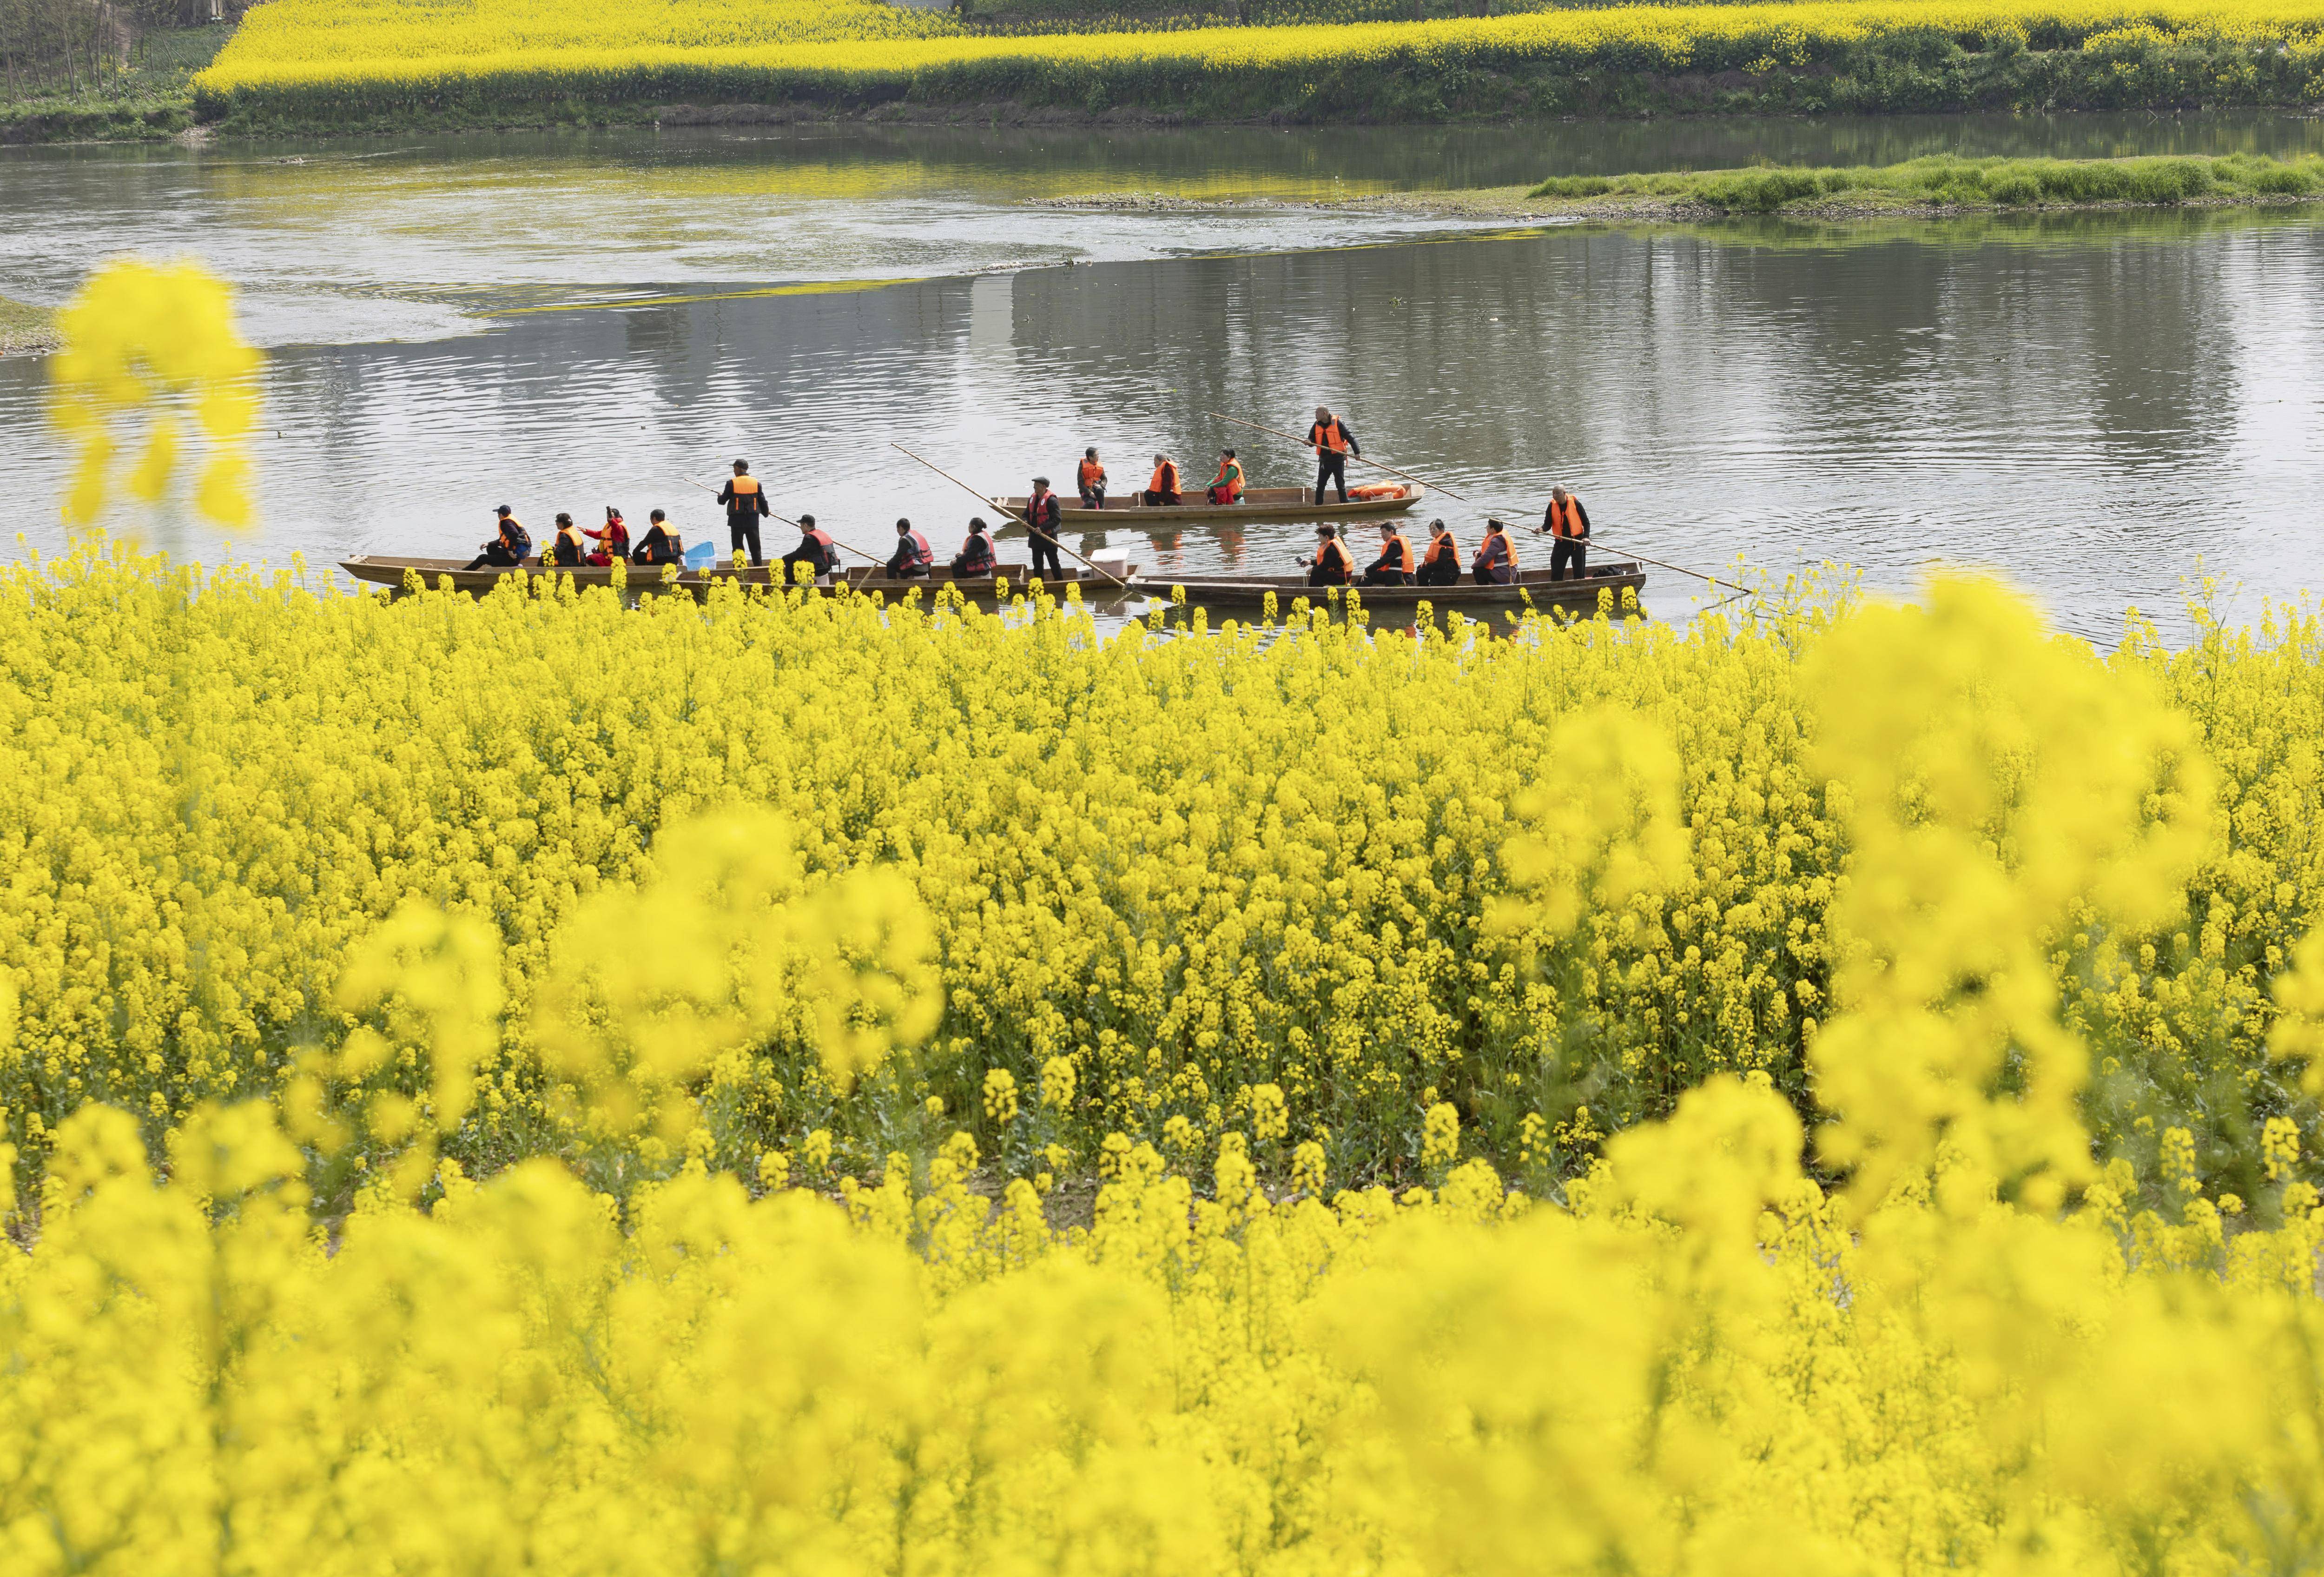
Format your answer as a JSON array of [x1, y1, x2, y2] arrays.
[[495, 504, 513, 519], [1429, 517, 1448, 536], [606, 506, 622, 523], [896, 517, 913, 536], [733, 460, 750, 476], [555, 512, 573, 528], [1380, 520, 1398, 537], [1316, 523, 1336, 540], [1084, 447, 1098, 459], [1221, 448, 1236, 460], [799, 513, 816, 528], [1153, 452, 1168, 466], [1315, 405, 1332, 423], [1552, 485, 1570, 502], [969, 517, 989, 535], [1485, 518, 1505, 535], [1032, 476, 1050, 492], [650, 509, 666, 524]]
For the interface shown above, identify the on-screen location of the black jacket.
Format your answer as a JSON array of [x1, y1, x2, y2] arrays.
[[1543, 497, 1591, 538]]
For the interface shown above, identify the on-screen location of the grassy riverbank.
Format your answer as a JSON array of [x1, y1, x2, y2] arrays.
[[190, 0, 2324, 133], [1034, 149, 2324, 220], [0, 297, 60, 358]]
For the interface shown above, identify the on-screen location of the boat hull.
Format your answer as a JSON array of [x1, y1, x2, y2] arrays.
[[337, 557, 1138, 605], [1125, 564, 1650, 621]]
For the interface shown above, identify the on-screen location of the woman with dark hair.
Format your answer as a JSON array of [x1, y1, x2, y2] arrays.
[[547, 513, 588, 568]]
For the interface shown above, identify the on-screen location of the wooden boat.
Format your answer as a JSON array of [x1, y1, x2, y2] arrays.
[[337, 556, 1141, 605], [1122, 562, 1649, 622], [992, 484, 1422, 526]]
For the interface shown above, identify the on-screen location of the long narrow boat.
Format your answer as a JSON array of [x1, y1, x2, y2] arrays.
[[337, 557, 1142, 605], [1122, 562, 1650, 621], [992, 484, 1422, 526]]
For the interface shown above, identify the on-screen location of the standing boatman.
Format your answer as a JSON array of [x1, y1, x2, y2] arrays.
[[717, 458, 771, 567], [1306, 406, 1360, 504], [1021, 477, 1066, 581], [1544, 485, 1591, 582]]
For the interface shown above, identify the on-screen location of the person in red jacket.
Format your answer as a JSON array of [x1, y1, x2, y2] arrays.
[[583, 506, 630, 567]]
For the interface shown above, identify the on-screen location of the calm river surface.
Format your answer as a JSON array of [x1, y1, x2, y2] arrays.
[[3, 117, 2322, 637]]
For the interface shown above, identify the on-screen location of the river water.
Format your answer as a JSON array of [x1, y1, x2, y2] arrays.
[[3, 116, 2322, 638]]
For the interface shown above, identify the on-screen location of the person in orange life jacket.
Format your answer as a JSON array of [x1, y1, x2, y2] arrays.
[[1415, 518, 1461, 586], [951, 517, 998, 577], [583, 506, 630, 567], [1143, 453, 1182, 507], [779, 513, 837, 582], [1020, 477, 1065, 580], [464, 505, 530, 570], [1362, 520, 1415, 586], [632, 510, 681, 565], [541, 513, 590, 569], [1207, 450, 1245, 506], [1307, 405, 1360, 504], [1543, 485, 1591, 581], [1078, 448, 1109, 510], [1304, 523, 1354, 588], [886, 517, 934, 579], [716, 458, 770, 567], [1472, 518, 1518, 585]]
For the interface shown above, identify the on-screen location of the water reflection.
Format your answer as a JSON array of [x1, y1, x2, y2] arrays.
[[7, 113, 2324, 345], [2, 207, 2318, 642]]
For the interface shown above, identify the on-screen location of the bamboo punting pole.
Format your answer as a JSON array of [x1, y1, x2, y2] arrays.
[[888, 444, 1130, 589]]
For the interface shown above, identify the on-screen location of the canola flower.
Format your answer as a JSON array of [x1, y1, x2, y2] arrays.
[[192, 0, 2324, 114], [5, 565, 2324, 1574], [3, 538, 2323, 1219]]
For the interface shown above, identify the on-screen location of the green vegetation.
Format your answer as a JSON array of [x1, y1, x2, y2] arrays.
[[1530, 151, 2324, 213], [0, 21, 232, 142], [0, 296, 59, 356]]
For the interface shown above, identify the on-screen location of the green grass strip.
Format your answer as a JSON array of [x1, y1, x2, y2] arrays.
[[1530, 152, 2324, 213]]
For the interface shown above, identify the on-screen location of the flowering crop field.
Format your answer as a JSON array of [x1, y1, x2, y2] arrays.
[[190, 0, 2324, 119], [6, 552, 2324, 1573]]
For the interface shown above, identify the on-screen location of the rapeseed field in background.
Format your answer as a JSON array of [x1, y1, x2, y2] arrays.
[[191, 0, 2324, 122]]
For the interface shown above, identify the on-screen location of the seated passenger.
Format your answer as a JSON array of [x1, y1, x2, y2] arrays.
[[951, 517, 998, 577], [1472, 518, 1518, 585], [632, 509, 681, 565], [584, 506, 629, 567], [1078, 448, 1108, 510], [1143, 453, 1182, 508], [547, 512, 588, 568], [779, 513, 838, 582], [464, 505, 530, 571], [1362, 520, 1414, 586], [1415, 519, 1461, 586], [887, 517, 934, 579], [1305, 523, 1353, 588], [1207, 449, 1245, 506]]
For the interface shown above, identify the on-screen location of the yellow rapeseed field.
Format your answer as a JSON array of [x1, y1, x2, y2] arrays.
[[7, 556, 2324, 1574], [191, 0, 2324, 112]]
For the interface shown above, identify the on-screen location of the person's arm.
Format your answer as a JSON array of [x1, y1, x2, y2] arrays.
[[1576, 500, 1591, 537], [755, 490, 771, 517], [716, 482, 735, 508], [1366, 545, 1394, 573], [1343, 425, 1360, 457]]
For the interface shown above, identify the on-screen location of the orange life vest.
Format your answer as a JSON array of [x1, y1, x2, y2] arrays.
[[958, 531, 996, 575], [1313, 418, 1350, 454], [1474, 529, 1516, 581], [1314, 538, 1353, 574], [729, 476, 762, 503], [1379, 534, 1413, 574], [1078, 458, 1105, 490], [1549, 495, 1587, 538], [900, 530, 932, 570], [1211, 459, 1244, 500], [1423, 530, 1459, 566], [1149, 462, 1180, 495]]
